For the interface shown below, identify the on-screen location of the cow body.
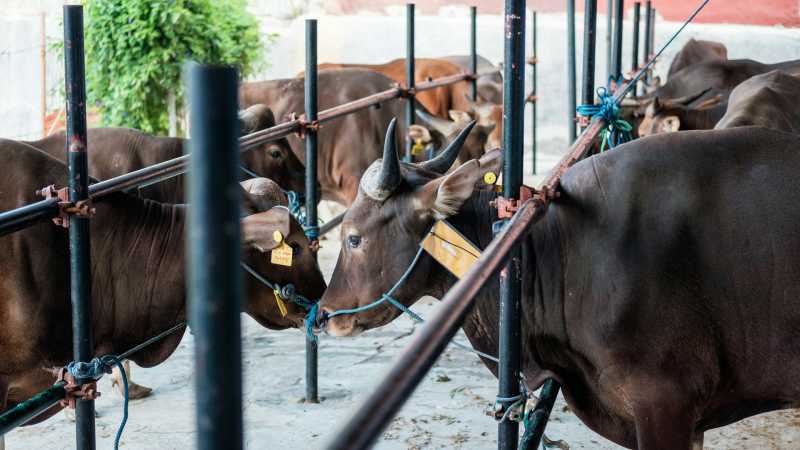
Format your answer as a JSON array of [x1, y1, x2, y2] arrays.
[[440, 54, 503, 104], [318, 125, 800, 449], [639, 58, 800, 135], [0, 140, 325, 424], [667, 39, 728, 78], [715, 70, 800, 134], [240, 69, 486, 205], [26, 110, 303, 203]]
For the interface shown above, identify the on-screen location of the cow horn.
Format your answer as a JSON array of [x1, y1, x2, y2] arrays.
[[415, 108, 458, 136], [419, 120, 476, 174], [361, 118, 402, 201]]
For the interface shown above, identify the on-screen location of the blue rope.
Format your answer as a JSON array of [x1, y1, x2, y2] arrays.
[[576, 87, 633, 151], [304, 303, 319, 341], [67, 355, 128, 450], [240, 262, 316, 310], [286, 191, 306, 226]]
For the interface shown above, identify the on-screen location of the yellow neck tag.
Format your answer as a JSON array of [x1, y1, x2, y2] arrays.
[[270, 242, 293, 267], [273, 289, 288, 317], [420, 220, 481, 279], [411, 139, 425, 156]]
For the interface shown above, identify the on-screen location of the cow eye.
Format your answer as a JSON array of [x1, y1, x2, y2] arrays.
[[270, 149, 282, 158], [347, 235, 361, 249], [289, 242, 302, 256]]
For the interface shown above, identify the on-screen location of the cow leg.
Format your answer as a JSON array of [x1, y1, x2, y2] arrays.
[[632, 390, 696, 450], [692, 433, 704, 450], [111, 360, 152, 400]]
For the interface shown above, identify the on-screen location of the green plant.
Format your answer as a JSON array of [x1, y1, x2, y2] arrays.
[[83, 0, 270, 135]]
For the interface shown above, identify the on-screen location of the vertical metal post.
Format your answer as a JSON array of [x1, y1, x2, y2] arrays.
[[566, 0, 577, 143], [644, 0, 653, 62], [63, 6, 95, 450], [650, 8, 656, 58], [581, 0, 598, 124], [404, 3, 415, 162], [530, 11, 537, 175], [470, 6, 478, 101], [605, 0, 614, 81], [611, 0, 624, 83], [304, 18, 320, 405], [187, 63, 243, 450], [40, 12, 47, 137], [498, 1, 524, 449], [631, 2, 641, 96]]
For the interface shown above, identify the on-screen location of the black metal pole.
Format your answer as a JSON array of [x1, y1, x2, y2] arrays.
[[64, 6, 95, 450], [631, 2, 641, 96], [187, 63, 243, 450], [404, 3, 415, 162], [611, 0, 624, 83], [0, 383, 67, 436], [644, 1, 653, 84], [470, 6, 478, 101], [581, 0, 598, 128], [650, 7, 656, 59], [567, 0, 577, 143], [499, 1, 525, 449], [304, 18, 320, 405], [606, 0, 614, 81], [531, 11, 537, 175]]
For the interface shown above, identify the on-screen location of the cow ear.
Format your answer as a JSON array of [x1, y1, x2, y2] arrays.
[[416, 152, 500, 219], [241, 206, 291, 252], [408, 124, 432, 143], [449, 109, 472, 124], [661, 116, 680, 133]]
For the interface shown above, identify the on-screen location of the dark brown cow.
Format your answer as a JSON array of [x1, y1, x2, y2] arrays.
[[715, 70, 800, 134], [0, 140, 325, 429], [314, 58, 503, 150], [26, 104, 304, 203], [638, 58, 800, 136], [240, 69, 487, 205], [667, 38, 728, 79], [316, 123, 800, 449]]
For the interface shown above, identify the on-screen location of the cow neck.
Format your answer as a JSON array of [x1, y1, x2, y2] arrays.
[[93, 194, 187, 366], [685, 104, 726, 130], [421, 187, 569, 386]]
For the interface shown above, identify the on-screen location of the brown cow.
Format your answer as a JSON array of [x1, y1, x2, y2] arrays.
[[638, 58, 800, 136], [316, 122, 800, 449], [715, 70, 800, 134], [314, 57, 503, 150], [240, 69, 485, 205], [440, 54, 503, 104], [26, 104, 305, 203], [0, 140, 325, 432]]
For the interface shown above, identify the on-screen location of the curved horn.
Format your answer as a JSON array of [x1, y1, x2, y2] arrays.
[[419, 120, 476, 174], [361, 118, 402, 201], [415, 108, 458, 136]]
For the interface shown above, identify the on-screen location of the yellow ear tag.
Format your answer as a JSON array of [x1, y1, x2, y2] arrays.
[[421, 220, 481, 279], [273, 289, 289, 317], [270, 230, 293, 267], [483, 172, 497, 185], [411, 138, 425, 156]]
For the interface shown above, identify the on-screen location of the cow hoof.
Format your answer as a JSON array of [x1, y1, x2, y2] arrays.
[[125, 382, 153, 400]]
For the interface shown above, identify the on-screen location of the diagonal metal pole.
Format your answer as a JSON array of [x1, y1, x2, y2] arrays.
[[187, 63, 243, 450], [498, 0, 525, 449], [304, 18, 320, 404], [63, 6, 95, 450]]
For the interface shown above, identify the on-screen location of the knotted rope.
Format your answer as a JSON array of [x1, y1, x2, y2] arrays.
[[67, 355, 128, 450], [576, 87, 632, 151]]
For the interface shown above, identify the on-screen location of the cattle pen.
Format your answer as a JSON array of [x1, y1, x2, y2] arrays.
[[5, 0, 796, 449]]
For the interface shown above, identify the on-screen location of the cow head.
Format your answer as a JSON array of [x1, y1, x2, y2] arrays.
[[239, 104, 307, 195], [464, 93, 503, 150], [415, 108, 495, 164], [637, 88, 722, 136], [240, 178, 326, 329], [316, 119, 501, 336]]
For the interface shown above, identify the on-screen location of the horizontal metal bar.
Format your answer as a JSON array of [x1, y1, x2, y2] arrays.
[[0, 70, 492, 236], [0, 382, 67, 436]]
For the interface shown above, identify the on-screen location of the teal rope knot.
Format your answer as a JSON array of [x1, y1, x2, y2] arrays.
[[304, 303, 319, 342], [68, 355, 129, 450], [576, 86, 633, 151], [285, 191, 307, 225]]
